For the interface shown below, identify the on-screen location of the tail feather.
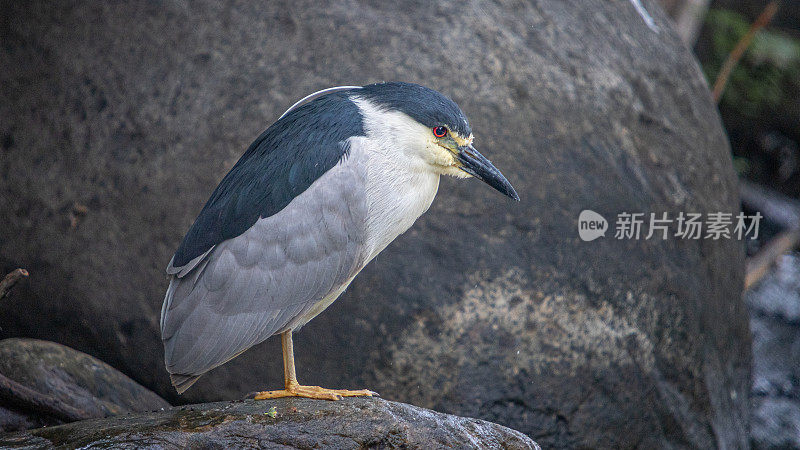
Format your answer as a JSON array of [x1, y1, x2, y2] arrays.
[[170, 373, 202, 394]]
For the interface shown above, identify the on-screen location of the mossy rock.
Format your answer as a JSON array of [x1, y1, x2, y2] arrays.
[[0, 398, 539, 449]]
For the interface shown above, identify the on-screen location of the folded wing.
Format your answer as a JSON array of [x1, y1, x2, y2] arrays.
[[161, 150, 369, 389]]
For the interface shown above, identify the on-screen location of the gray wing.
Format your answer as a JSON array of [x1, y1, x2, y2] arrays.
[[161, 149, 369, 385]]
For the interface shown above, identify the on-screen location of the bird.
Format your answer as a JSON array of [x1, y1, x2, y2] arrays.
[[160, 82, 519, 400]]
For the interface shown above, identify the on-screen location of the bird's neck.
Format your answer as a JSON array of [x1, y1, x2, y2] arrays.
[[349, 136, 440, 263]]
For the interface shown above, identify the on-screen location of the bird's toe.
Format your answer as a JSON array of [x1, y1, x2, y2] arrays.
[[253, 385, 376, 401]]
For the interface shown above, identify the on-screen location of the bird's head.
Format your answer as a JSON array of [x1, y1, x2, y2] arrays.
[[351, 82, 520, 201]]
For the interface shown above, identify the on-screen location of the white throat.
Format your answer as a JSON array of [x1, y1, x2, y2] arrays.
[[348, 96, 442, 261]]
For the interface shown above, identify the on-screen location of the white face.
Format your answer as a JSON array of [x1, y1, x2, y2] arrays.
[[351, 96, 473, 178]]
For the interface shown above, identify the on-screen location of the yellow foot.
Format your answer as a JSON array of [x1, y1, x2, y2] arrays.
[[254, 384, 377, 401]]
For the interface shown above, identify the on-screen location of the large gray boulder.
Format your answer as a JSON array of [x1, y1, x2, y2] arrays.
[[0, 398, 539, 449], [0, 0, 750, 448]]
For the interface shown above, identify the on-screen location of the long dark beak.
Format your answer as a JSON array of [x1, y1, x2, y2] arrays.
[[456, 145, 520, 201]]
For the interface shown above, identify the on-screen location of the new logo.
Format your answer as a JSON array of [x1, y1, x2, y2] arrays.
[[578, 210, 608, 241]]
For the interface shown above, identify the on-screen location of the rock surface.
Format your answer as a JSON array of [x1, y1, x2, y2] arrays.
[[0, 338, 170, 432], [0, 0, 750, 448], [747, 253, 800, 450], [0, 398, 539, 449]]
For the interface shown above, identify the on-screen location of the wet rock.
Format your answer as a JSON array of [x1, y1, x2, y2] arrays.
[[0, 339, 170, 432], [747, 253, 800, 449], [0, 398, 539, 449], [0, 0, 749, 447], [751, 397, 800, 450]]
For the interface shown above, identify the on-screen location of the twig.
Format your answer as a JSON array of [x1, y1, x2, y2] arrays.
[[0, 372, 94, 423], [740, 179, 800, 229], [739, 179, 800, 290], [711, 1, 780, 103], [0, 268, 28, 299], [745, 228, 800, 290]]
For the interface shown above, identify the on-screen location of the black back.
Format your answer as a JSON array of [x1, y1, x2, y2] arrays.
[[171, 90, 364, 268], [170, 82, 469, 269]]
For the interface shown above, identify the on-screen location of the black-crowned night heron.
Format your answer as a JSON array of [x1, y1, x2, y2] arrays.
[[161, 82, 519, 400]]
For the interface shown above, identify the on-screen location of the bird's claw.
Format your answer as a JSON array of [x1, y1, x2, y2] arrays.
[[254, 385, 377, 401]]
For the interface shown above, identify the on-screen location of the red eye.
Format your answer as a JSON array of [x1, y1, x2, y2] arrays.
[[433, 126, 448, 138]]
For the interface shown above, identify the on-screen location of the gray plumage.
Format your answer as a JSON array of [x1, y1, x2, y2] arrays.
[[169, 89, 364, 269], [162, 145, 370, 392]]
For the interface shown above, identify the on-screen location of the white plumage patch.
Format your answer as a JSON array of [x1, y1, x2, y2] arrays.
[[350, 96, 465, 176], [348, 96, 457, 261]]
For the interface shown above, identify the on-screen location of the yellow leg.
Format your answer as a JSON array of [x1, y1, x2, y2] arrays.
[[254, 330, 376, 401]]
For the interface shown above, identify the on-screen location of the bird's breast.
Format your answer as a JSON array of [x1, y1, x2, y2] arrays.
[[352, 138, 440, 263]]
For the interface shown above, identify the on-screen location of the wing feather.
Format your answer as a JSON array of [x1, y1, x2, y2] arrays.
[[161, 146, 369, 382], [169, 90, 364, 269]]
